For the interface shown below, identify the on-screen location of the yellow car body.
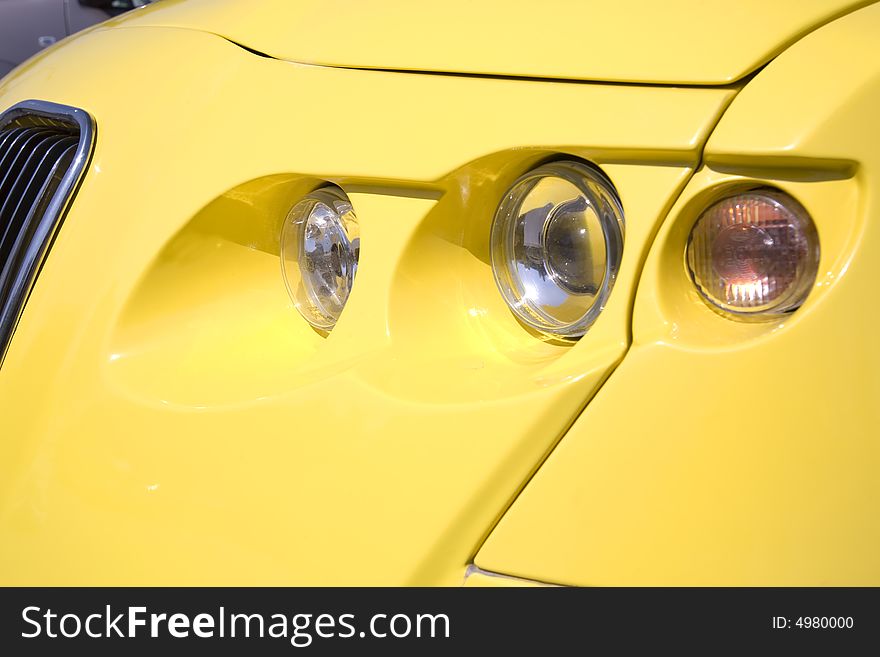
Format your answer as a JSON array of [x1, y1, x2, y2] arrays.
[[0, 0, 878, 586]]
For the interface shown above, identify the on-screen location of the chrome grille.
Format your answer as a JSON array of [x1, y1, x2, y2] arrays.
[[0, 100, 93, 365]]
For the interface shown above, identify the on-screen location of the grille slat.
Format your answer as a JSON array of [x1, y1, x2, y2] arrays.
[[0, 127, 28, 154], [0, 136, 77, 262], [0, 129, 54, 185], [0, 142, 78, 271], [0, 101, 93, 365], [0, 142, 78, 312], [0, 133, 69, 219]]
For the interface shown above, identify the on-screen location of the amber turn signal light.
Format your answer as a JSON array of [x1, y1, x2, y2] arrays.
[[686, 189, 819, 319]]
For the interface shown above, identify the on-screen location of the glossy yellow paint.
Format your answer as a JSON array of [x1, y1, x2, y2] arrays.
[[0, 25, 733, 584], [476, 3, 880, 585], [116, 0, 871, 85]]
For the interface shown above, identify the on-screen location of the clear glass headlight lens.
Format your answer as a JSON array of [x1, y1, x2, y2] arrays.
[[686, 189, 819, 319], [281, 187, 360, 330], [490, 161, 625, 339]]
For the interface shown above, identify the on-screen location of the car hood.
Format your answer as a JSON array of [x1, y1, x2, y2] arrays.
[[114, 0, 871, 85]]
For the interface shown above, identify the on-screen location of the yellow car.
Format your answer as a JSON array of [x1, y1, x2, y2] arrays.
[[0, 0, 878, 587]]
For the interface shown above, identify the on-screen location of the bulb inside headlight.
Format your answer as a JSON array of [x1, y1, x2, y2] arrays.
[[281, 187, 360, 330], [686, 189, 819, 319], [490, 161, 624, 339]]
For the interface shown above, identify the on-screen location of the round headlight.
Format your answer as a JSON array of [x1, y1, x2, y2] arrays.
[[281, 187, 360, 330], [490, 161, 624, 339], [686, 189, 819, 319]]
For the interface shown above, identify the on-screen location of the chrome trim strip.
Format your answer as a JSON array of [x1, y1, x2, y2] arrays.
[[0, 99, 95, 366], [463, 564, 559, 587]]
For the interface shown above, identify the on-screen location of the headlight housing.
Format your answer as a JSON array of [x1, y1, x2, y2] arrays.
[[490, 161, 625, 339], [281, 187, 360, 330]]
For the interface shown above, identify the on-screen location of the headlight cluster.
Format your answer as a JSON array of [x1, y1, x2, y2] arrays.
[[279, 168, 819, 335]]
